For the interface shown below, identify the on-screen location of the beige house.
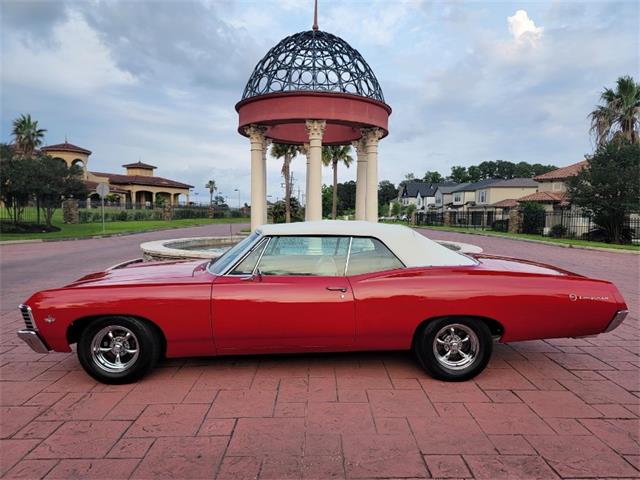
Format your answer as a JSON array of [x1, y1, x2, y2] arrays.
[[445, 178, 539, 211], [41, 142, 193, 205], [516, 160, 587, 212]]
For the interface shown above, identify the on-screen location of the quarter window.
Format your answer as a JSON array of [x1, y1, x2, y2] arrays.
[[347, 237, 403, 275], [229, 238, 269, 275], [256, 236, 349, 276]]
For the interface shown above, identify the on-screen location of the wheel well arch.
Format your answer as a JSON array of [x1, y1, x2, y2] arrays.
[[412, 315, 504, 348], [66, 314, 167, 357]]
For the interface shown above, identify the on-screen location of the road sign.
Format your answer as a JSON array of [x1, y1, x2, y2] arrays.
[[96, 183, 110, 199]]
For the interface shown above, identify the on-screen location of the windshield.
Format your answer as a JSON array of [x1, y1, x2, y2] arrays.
[[207, 231, 260, 275]]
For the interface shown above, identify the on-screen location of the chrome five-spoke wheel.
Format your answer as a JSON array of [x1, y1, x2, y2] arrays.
[[77, 316, 161, 384], [414, 317, 492, 381], [432, 323, 479, 370], [90, 325, 140, 373]]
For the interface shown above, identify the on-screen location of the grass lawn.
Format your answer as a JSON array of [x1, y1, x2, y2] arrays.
[[416, 225, 640, 251], [1, 217, 249, 242]]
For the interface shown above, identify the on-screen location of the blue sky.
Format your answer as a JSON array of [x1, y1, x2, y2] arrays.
[[2, 0, 638, 204]]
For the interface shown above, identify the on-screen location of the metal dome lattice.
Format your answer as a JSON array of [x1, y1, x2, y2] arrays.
[[241, 30, 385, 102]]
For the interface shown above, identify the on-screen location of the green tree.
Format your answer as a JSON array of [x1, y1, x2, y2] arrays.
[[531, 163, 557, 177], [467, 165, 481, 182], [378, 180, 398, 209], [520, 202, 546, 235], [589, 76, 640, 146], [336, 180, 356, 215], [477, 161, 497, 179], [271, 197, 303, 224], [390, 201, 402, 217], [205, 179, 217, 207], [271, 143, 300, 223], [494, 160, 516, 179], [322, 145, 353, 219], [568, 142, 640, 243], [449, 166, 469, 183], [422, 171, 443, 183], [12, 114, 46, 157], [34, 156, 87, 227], [0, 144, 38, 223]]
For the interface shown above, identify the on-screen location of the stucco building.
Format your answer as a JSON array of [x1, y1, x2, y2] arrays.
[[41, 142, 193, 205]]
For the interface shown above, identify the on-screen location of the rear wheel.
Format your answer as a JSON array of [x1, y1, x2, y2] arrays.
[[77, 316, 161, 384], [414, 317, 492, 381]]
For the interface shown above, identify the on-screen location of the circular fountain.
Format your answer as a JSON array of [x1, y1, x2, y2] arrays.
[[140, 235, 481, 262]]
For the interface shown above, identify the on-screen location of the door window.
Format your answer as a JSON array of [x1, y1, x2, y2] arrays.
[[256, 236, 349, 276], [347, 237, 403, 275], [228, 238, 269, 275]]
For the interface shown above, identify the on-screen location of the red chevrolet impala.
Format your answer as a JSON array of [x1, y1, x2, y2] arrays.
[[17, 221, 627, 384]]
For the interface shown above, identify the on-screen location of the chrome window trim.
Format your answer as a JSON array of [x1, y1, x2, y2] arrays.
[[251, 236, 271, 275], [223, 236, 270, 276], [343, 236, 353, 276]]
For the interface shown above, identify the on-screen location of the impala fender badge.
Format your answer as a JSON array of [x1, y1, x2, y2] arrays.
[[44, 314, 56, 324], [569, 293, 609, 302]]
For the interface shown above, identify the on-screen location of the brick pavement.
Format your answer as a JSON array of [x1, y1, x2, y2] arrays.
[[0, 224, 638, 479]]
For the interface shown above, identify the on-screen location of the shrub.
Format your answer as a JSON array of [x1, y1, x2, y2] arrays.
[[549, 224, 567, 238], [492, 219, 509, 232], [78, 210, 92, 223], [521, 202, 546, 234]]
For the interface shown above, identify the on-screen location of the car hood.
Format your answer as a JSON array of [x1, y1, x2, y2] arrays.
[[66, 260, 211, 287]]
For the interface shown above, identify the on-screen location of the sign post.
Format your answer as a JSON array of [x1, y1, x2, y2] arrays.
[[96, 183, 110, 234]]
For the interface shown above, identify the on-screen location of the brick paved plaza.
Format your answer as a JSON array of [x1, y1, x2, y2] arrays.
[[1, 224, 638, 479]]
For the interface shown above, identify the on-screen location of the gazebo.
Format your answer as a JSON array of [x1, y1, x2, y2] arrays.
[[236, 5, 391, 229]]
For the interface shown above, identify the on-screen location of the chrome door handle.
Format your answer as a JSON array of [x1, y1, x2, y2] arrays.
[[326, 286, 347, 293]]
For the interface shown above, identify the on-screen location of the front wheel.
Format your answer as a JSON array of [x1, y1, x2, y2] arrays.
[[77, 316, 161, 384], [414, 317, 492, 381]]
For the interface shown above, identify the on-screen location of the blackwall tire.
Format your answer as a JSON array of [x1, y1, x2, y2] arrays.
[[414, 317, 492, 381], [77, 316, 161, 384]]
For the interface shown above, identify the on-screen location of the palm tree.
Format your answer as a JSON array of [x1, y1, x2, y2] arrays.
[[590, 76, 640, 146], [271, 143, 300, 223], [12, 114, 46, 156], [205, 179, 217, 206], [322, 145, 353, 219]]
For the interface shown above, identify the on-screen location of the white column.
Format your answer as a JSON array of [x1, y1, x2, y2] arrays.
[[362, 128, 383, 222], [246, 125, 267, 230], [305, 120, 326, 221], [300, 143, 310, 210], [262, 137, 271, 225], [352, 138, 368, 221]]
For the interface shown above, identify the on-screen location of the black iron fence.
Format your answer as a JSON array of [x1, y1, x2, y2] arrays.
[[1, 201, 244, 225], [415, 209, 640, 242]]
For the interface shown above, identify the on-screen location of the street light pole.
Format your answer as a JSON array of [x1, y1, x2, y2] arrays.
[[234, 188, 241, 210]]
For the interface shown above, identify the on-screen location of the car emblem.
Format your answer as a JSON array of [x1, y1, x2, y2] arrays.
[[569, 293, 577, 302], [44, 315, 56, 324]]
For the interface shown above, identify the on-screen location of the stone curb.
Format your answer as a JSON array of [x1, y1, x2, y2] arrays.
[[415, 227, 640, 255]]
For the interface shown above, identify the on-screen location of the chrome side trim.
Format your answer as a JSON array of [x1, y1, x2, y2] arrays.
[[17, 329, 50, 353], [604, 309, 629, 333], [18, 304, 36, 331]]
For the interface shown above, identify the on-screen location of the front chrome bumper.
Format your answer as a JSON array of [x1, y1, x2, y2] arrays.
[[17, 329, 50, 354], [604, 309, 629, 333]]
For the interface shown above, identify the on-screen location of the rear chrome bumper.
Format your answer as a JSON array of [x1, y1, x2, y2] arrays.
[[17, 329, 50, 354], [604, 309, 629, 333]]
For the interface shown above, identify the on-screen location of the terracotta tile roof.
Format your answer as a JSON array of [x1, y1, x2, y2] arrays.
[[122, 161, 157, 169], [492, 199, 519, 208], [533, 161, 587, 181], [41, 142, 92, 155], [90, 171, 193, 189], [83, 180, 128, 195], [517, 191, 568, 203]]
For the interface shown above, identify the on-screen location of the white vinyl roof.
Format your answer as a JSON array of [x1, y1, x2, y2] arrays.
[[258, 221, 476, 267]]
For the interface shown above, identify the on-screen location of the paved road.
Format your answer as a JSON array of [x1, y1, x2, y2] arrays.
[[0, 224, 638, 479]]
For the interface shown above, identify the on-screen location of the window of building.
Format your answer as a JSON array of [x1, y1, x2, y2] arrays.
[[479, 191, 487, 203], [453, 193, 462, 203]]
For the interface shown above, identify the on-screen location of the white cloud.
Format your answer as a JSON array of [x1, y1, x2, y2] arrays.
[[507, 10, 544, 45], [2, 11, 136, 95]]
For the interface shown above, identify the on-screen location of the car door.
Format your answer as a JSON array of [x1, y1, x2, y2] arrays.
[[211, 235, 355, 354]]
